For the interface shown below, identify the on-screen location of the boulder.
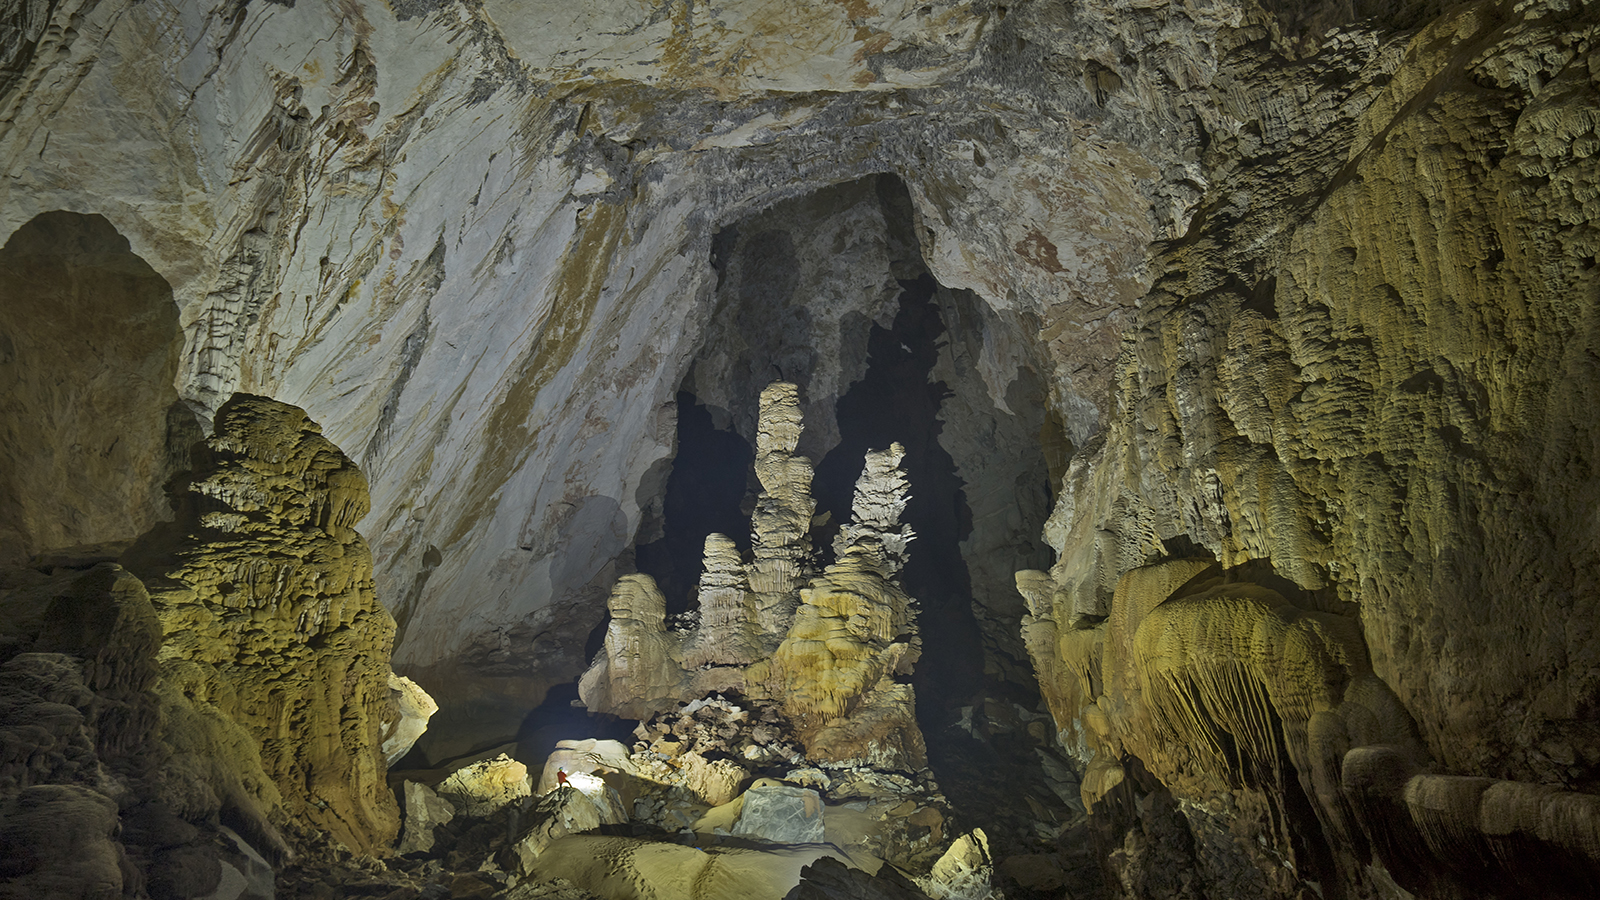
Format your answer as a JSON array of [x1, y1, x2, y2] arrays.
[[734, 784, 827, 844], [397, 781, 457, 855], [436, 753, 531, 817], [382, 673, 439, 765]]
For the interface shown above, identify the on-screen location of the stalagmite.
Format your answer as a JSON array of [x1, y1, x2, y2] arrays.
[[832, 442, 916, 579], [758, 443, 925, 767], [577, 574, 686, 720], [682, 533, 760, 669], [122, 393, 400, 855], [747, 382, 817, 642], [580, 381, 929, 768]]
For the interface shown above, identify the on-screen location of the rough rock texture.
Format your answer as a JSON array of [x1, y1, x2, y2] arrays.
[[435, 753, 531, 819], [537, 834, 859, 900], [680, 177, 1053, 693], [0, 210, 192, 565], [748, 382, 819, 640], [510, 783, 628, 873], [0, 551, 398, 898], [0, 783, 128, 900], [382, 672, 439, 764], [534, 738, 637, 796], [396, 780, 456, 855], [919, 829, 995, 900], [0, 0, 1201, 747], [734, 784, 828, 844], [584, 384, 927, 768], [682, 180, 915, 463], [0, 564, 262, 899], [577, 574, 684, 720], [756, 443, 926, 769], [1013, 2, 1600, 898], [785, 856, 935, 900], [537, 695, 955, 873], [6, 1, 1600, 898], [123, 393, 400, 855], [680, 534, 760, 669]]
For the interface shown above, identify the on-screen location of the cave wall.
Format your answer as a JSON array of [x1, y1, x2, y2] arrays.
[[2, 0, 1598, 895], [1044, 0, 1600, 789], [1024, 2, 1600, 897], [0, 211, 190, 564], [0, 0, 1207, 743], [680, 174, 1054, 697]]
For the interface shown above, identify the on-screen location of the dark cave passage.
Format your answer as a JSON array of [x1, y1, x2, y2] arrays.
[[596, 173, 1069, 868], [813, 275, 985, 725], [514, 681, 639, 769], [632, 391, 755, 617]]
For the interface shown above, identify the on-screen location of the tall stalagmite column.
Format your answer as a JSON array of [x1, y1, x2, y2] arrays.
[[763, 443, 925, 767], [747, 382, 816, 643], [682, 533, 759, 668]]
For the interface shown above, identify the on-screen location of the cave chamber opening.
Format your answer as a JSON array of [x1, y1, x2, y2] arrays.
[[608, 173, 1070, 858]]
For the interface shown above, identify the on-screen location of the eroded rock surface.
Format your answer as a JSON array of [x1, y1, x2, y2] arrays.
[[583, 384, 925, 768], [0, 211, 190, 566], [1012, 2, 1600, 898], [124, 393, 401, 855], [0, 0, 1212, 743], [3, 1, 1600, 899]]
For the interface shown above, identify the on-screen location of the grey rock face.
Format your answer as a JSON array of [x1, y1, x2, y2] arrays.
[[397, 781, 456, 855], [0, 0, 1213, 743], [734, 784, 827, 845]]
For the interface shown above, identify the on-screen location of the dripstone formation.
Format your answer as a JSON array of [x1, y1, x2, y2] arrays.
[[0, 395, 420, 898], [4, 0, 1600, 898], [581, 382, 926, 770]]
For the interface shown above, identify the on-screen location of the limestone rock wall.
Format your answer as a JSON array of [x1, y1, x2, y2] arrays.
[[1042, 0, 1600, 792], [1022, 2, 1600, 898], [0, 211, 192, 565], [4, 0, 1599, 896], [682, 177, 915, 462], [0, 561, 284, 898], [679, 178, 1054, 699], [0, 0, 1224, 743]]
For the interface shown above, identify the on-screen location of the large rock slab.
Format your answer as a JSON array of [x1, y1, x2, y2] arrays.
[[436, 753, 532, 817], [0, 211, 187, 565], [734, 785, 827, 845], [397, 780, 456, 855], [381, 672, 438, 764]]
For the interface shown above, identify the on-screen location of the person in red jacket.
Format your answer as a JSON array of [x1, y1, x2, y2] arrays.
[[556, 767, 569, 788]]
